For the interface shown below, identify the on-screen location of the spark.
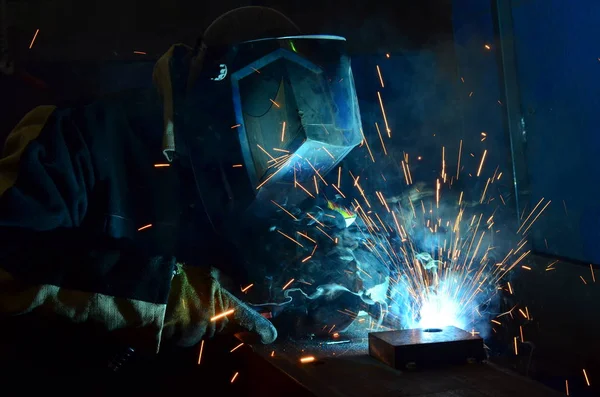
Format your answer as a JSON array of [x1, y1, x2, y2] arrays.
[[514, 337, 518, 355], [231, 124, 241, 129], [565, 380, 569, 396], [521, 200, 551, 235], [385, 53, 390, 58], [282, 278, 295, 290], [230, 372, 239, 383], [580, 276, 587, 285], [197, 340, 205, 364], [583, 369, 591, 386], [457, 140, 462, 179], [29, 29, 40, 49], [376, 65, 385, 88], [518, 309, 528, 318], [281, 121, 286, 142], [377, 92, 391, 136], [306, 213, 325, 227], [271, 200, 298, 220], [591, 264, 596, 283], [133, 51, 147, 55], [442, 146, 447, 182], [480, 178, 490, 203], [230, 343, 244, 353], [241, 284, 254, 293], [137, 224, 152, 231], [300, 356, 316, 363], [360, 128, 375, 163], [477, 150, 487, 177], [257, 144, 276, 161], [256, 159, 289, 189], [154, 163, 170, 167], [520, 325, 524, 342], [269, 99, 280, 108], [498, 304, 519, 318], [210, 309, 234, 322], [296, 181, 316, 198], [375, 122, 388, 155], [484, 44, 491, 50], [305, 158, 328, 185], [322, 146, 335, 160], [517, 198, 545, 234], [297, 232, 316, 244], [332, 184, 346, 198], [401, 161, 410, 185], [338, 166, 342, 187], [232, 164, 243, 168], [277, 230, 304, 247], [316, 226, 335, 242], [271, 351, 275, 357]]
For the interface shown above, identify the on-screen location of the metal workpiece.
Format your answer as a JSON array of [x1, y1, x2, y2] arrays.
[[368, 326, 485, 369]]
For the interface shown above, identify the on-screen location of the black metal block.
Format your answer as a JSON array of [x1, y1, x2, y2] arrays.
[[368, 326, 485, 369]]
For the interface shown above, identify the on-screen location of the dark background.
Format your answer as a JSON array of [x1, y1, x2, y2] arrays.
[[1, 0, 599, 396]]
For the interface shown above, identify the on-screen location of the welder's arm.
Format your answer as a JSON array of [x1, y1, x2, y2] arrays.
[[0, 106, 175, 352], [0, 105, 277, 351]]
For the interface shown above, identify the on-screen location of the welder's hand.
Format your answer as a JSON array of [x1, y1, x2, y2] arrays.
[[162, 265, 277, 347]]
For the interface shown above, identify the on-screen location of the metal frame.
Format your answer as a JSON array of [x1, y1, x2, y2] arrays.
[[493, 0, 600, 267], [492, 0, 530, 226]]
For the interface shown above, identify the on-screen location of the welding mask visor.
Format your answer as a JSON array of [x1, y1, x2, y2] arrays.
[[230, 35, 362, 203]]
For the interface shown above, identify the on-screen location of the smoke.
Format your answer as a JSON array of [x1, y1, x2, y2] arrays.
[[238, 19, 516, 340]]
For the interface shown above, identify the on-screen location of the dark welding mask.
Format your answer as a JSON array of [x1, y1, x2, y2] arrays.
[[181, 35, 363, 236]]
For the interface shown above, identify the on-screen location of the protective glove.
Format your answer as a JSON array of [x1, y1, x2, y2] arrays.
[[162, 265, 277, 347]]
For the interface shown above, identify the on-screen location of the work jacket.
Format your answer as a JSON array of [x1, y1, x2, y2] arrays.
[[0, 45, 223, 352]]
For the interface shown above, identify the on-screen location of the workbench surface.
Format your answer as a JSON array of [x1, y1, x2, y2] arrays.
[[253, 338, 562, 397]]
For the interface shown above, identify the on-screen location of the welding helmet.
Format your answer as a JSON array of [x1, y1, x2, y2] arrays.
[[181, 8, 363, 236]]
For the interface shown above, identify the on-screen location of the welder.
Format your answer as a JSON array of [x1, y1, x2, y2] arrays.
[[0, 6, 364, 353]]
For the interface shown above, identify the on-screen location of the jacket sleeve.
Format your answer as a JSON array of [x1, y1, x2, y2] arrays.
[[0, 106, 176, 352]]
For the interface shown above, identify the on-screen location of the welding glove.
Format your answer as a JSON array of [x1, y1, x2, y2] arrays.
[[162, 265, 277, 347]]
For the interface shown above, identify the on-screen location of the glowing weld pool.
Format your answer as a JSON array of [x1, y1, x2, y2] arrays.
[[368, 326, 485, 369]]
